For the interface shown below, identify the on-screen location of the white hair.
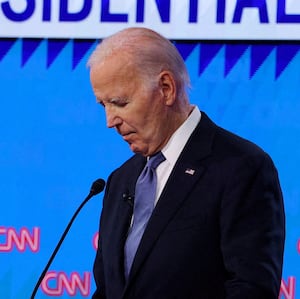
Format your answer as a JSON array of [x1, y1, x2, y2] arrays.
[[87, 27, 191, 99]]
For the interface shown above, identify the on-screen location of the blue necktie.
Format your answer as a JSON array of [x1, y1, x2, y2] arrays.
[[124, 151, 166, 278]]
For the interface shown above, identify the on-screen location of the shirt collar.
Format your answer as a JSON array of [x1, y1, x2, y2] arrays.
[[161, 106, 201, 166]]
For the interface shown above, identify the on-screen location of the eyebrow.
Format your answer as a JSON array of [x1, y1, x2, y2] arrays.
[[96, 97, 129, 106]]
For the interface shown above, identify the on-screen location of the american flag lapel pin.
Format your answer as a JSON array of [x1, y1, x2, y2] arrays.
[[185, 168, 195, 175]]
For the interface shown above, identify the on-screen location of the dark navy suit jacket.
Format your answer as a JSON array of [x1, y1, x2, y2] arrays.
[[92, 112, 285, 299]]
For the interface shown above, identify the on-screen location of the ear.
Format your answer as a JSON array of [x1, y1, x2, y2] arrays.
[[158, 71, 177, 106]]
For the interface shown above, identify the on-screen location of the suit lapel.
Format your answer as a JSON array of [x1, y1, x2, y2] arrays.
[[125, 112, 217, 286], [108, 155, 146, 290]]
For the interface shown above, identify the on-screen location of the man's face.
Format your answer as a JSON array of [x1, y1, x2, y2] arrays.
[[90, 54, 171, 156]]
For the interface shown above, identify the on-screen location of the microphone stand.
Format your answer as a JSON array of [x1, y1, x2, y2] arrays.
[[31, 179, 105, 299]]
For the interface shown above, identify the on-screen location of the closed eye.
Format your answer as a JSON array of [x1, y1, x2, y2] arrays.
[[96, 97, 129, 108], [109, 97, 129, 107]]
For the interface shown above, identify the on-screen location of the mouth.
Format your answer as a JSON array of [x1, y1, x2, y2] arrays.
[[121, 132, 134, 141]]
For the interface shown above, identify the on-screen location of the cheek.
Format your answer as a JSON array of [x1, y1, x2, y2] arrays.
[[126, 92, 163, 137], [124, 108, 149, 132]]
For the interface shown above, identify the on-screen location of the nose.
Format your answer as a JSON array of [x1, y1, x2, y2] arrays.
[[105, 106, 122, 128]]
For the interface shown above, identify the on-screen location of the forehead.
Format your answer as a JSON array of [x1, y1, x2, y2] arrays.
[[91, 53, 132, 78], [90, 54, 140, 98], [97, 50, 142, 78]]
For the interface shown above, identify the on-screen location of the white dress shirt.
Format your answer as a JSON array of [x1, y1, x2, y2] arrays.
[[155, 106, 201, 205]]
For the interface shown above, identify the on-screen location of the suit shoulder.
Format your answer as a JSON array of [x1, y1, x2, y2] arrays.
[[200, 112, 274, 163], [216, 126, 265, 155], [212, 125, 279, 174]]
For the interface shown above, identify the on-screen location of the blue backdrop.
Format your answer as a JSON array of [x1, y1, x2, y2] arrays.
[[0, 39, 299, 298]]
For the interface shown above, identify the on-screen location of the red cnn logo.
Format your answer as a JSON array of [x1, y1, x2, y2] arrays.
[[0, 226, 40, 252], [41, 271, 91, 296], [279, 277, 296, 299]]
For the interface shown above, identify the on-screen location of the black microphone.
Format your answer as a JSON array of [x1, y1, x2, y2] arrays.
[[30, 178, 105, 299], [89, 178, 106, 197]]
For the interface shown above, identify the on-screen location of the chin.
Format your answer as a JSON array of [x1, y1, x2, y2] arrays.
[[130, 145, 147, 156]]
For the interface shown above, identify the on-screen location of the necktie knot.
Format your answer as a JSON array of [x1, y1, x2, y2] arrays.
[[147, 151, 165, 170]]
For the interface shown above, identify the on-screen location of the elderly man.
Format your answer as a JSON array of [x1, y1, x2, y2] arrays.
[[88, 27, 285, 299]]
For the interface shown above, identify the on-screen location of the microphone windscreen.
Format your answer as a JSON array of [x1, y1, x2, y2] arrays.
[[90, 178, 106, 195]]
